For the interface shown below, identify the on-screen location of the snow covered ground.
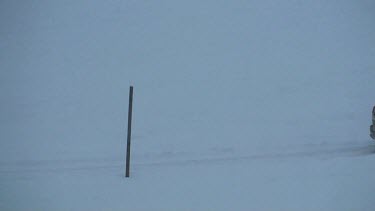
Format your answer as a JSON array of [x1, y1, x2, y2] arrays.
[[1, 0, 375, 210]]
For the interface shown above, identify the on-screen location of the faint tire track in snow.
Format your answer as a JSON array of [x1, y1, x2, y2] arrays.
[[0, 157, 124, 175], [1, 143, 374, 175], [136, 144, 375, 166]]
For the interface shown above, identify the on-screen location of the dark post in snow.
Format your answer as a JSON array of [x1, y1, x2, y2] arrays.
[[126, 86, 133, 178]]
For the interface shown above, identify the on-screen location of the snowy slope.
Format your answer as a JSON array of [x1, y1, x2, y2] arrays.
[[1, 0, 375, 210]]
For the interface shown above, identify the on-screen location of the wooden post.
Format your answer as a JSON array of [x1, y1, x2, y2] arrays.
[[126, 86, 133, 177]]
